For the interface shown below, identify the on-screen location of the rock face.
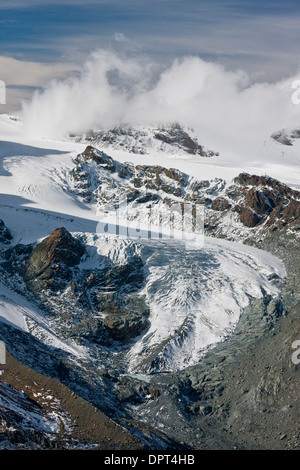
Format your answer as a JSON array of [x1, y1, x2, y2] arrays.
[[132, 165, 186, 197], [25, 227, 85, 290], [102, 310, 148, 342], [211, 197, 231, 211], [2, 226, 149, 345], [0, 220, 12, 244], [0, 352, 146, 450], [152, 122, 218, 157], [233, 173, 300, 230]]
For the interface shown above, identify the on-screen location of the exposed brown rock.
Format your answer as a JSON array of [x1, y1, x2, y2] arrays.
[[0, 352, 144, 450], [240, 207, 262, 227], [237, 173, 293, 198], [267, 198, 300, 231], [82, 146, 115, 172], [211, 197, 231, 211], [25, 227, 85, 285], [244, 188, 273, 216], [233, 173, 300, 230], [164, 168, 184, 182], [282, 198, 300, 221], [103, 312, 148, 342], [153, 123, 217, 157]]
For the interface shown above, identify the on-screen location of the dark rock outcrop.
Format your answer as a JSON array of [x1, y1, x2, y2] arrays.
[[2, 224, 149, 344], [81, 145, 116, 172], [239, 206, 262, 227], [24, 227, 85, 289], [0, 220, 12, 244], [234, 172, 300, 230], [102, 311, 149, 342], [211, 197, 231, 211], [153, 122, 218, 157]]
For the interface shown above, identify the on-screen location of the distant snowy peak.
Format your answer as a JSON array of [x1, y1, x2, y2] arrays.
[[271, 127, 300, 146], [70, 122, 219, 158]]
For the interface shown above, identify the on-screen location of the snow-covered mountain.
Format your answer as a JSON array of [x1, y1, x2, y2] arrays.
[[271, 127, 300, 146], [0, 113, 299, 448], [70, 122, 219, 158]]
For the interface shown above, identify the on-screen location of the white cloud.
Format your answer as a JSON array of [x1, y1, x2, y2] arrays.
[[20, 49, 300, 159]]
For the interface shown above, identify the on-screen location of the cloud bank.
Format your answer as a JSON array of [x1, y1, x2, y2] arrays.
[[20, 49, 300, 157]]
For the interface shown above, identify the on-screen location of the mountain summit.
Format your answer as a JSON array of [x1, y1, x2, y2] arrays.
[[71, 122, 219, 158]]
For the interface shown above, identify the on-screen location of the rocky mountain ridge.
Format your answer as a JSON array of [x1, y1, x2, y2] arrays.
[[70, 122, 219, 158], [1, 143, 300, 449], [70, 145, 300, 237]]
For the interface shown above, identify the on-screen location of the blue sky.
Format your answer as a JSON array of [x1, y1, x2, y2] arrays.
[[1, 0, 300, 111], [1, 0, 300, 64]]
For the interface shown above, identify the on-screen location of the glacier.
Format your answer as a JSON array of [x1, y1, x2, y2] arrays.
[[0, 114, 287, 377]]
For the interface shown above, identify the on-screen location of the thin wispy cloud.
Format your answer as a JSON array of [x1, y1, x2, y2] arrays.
[[0, 0, 113, 8]]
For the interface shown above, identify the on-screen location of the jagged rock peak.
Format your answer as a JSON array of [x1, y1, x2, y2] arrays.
[[236, 172, 293, 195], [25, 227, 85, 283], [81, 146, 116, 170]]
